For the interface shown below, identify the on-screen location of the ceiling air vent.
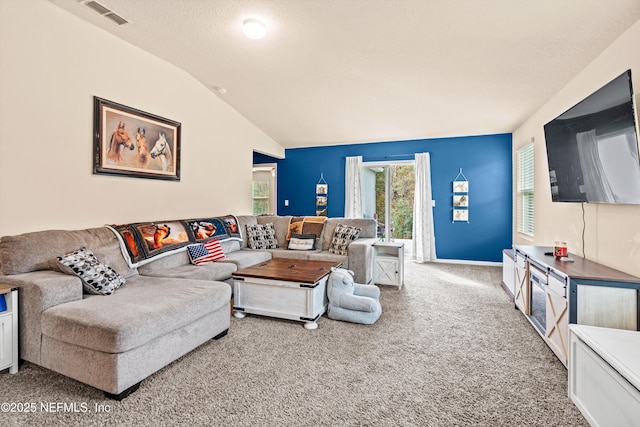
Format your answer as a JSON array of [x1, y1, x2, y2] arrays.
[[84, 1, 130, 26]]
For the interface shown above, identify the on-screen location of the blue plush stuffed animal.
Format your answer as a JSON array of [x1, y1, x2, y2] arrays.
[[327, 267, 382, 324]]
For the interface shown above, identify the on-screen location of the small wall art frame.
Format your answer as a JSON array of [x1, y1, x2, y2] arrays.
[[93, 97, 181, 181], [453, 168, 469, 223], [316, 173, 328, 216]]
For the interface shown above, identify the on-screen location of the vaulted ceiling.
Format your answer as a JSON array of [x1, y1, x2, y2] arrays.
[[50, 0, 640, 148]]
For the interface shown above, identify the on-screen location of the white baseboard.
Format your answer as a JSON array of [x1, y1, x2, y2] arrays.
[[428, 259, 502, 267]]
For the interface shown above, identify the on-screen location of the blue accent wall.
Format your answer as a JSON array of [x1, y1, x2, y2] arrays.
[[254, 134, 512, 262]]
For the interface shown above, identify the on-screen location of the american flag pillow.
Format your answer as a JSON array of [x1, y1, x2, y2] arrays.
[[187, 239, 225, 265]]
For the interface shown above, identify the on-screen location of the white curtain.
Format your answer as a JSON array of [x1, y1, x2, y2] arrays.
[[344, 156, 363, 218], [412, 152, 437, 262]]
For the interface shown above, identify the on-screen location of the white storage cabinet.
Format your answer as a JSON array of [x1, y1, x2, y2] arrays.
[[0, 284, 18, 374], [372, 242, 404, 289]]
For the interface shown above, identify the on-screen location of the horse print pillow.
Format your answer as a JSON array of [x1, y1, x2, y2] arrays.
[[57, 247, 126, 295]]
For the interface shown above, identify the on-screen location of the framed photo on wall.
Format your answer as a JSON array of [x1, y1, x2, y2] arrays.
[[453, 181, 468, 193], [453, 208, 468, 222], [93, 97, 181, 181], [453, 194, 468, 207]]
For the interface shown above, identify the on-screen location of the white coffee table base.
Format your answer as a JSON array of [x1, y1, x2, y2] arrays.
[[232, 275, 328, 329]]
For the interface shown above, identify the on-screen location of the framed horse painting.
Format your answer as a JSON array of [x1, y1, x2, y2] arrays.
[[93, 97, 181, 181]]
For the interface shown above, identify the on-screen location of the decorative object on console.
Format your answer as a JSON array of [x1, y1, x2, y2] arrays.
[[453, 168, 469, 223], [329, 224, 361, 256], [246, 223, 279, 250], [554, 241, 568, 259], [187, 239, 225, 265], [287, 233, 317, 251], [316, 173, 328, 216], [93, 97, 181, 181], [327, 267, 382, 324], [57, 247, 126, 295]]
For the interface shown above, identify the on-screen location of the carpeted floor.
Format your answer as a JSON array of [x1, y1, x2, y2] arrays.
[[3, 261, 587, 426]]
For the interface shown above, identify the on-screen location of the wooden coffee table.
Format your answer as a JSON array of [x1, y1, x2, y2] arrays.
[[232, 258, 342, 329]]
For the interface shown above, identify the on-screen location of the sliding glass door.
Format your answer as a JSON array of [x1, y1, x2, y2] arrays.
[[362, 161, 414, 242]]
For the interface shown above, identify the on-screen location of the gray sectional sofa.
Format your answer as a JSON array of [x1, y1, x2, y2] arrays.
[[139, 215, 377, 285], [0, 215, 376, 399]]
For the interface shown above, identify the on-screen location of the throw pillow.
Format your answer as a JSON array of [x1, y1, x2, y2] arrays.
[[329, 224, 361, 256], [246, 223, 279, 250], [288, 233, 316, 251], [57, 247, 125, 295], [187, 239, 225, 265]]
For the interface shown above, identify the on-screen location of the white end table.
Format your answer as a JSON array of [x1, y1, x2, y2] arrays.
[[0, 284, 18, 374], [372, 241, 405, 289]]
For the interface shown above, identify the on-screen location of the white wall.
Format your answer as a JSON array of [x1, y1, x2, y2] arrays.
[[513, 19, 640, 277], [0, 0, 284, 237]]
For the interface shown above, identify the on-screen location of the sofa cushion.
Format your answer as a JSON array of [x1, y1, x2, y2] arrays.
[[323, 218, 377, 250], [220, 239, 241, 254], [268, 248, 315, 260], [57, 247, 126, 295], [309, 251, 349, 268], [40, 275, 230, 354], [257, 215, 292, 247], [246, 223, 278, 249], [329, 224, 362, 256], [137, 250, 190, 274], [220, 249, 272, 269], [138, 262, 237, 282], [0, 227, 136, 278], [235, 215, 258, 248]]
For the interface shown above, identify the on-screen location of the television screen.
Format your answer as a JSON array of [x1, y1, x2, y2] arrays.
[[543, 70, 640, 204]]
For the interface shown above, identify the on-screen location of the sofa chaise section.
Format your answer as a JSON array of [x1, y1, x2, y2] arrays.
[[0, 227, 231, 399], [40, 275, 230, 397]]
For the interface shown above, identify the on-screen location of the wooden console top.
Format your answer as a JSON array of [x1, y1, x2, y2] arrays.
[[232, 258, 343, 284], [515, 245, 640, 283]]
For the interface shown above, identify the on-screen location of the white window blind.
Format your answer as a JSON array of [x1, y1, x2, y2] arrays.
[[517, 143, 534, 237]]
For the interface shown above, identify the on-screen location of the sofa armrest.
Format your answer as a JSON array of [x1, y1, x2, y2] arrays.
[[0, 271, 83, 364], [347, 238, 377, 284], [336, 293, 379, 313], [354, 283, 380, 299]]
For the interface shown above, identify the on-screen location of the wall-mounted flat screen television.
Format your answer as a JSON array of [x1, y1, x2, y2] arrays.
[[543, 69, 640, 204]]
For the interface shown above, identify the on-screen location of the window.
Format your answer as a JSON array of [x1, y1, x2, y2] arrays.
[[517, 143, 534, 237], [252, 164, 276, 215], [252, 180, 270, 215]]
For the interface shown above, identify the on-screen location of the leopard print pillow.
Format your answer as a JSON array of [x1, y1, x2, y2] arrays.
[[245, 223, 279, 250], [57, 247, 125, 295]]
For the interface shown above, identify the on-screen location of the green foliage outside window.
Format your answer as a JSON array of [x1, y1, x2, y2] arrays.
[[375, 165, 414, 239]]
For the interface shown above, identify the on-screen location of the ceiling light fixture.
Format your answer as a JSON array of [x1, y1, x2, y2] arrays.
[[243, 18, 266, 39]]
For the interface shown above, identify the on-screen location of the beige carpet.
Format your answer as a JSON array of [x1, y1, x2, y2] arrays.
[[3, 261, 587, 426]]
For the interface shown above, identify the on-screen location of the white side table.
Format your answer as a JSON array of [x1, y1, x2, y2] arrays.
[[569, 325, 640, 426], [372, 241, 404, 289], [0, 284, 18, 374]]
